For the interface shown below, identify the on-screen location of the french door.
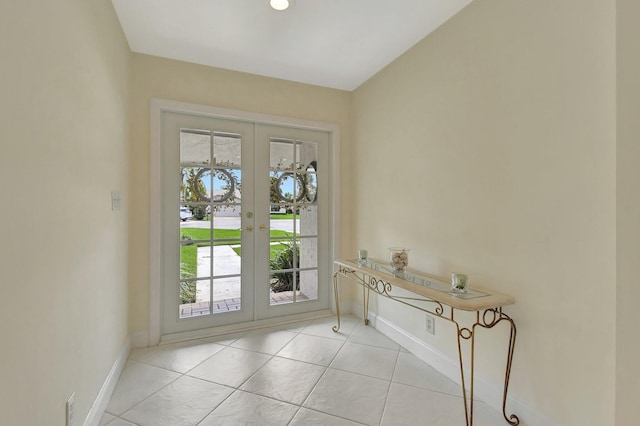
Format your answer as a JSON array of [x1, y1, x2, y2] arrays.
[[160, 111, 330, 335]]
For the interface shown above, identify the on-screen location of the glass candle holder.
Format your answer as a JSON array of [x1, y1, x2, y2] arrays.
[[451, 273, 468, 293], [358, 249, 368, 264], [389, 247, 410, 272]]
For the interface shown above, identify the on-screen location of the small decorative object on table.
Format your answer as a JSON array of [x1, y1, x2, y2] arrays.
[[389, 247, 410, 272], [451, 273, 468, 293], [358, 249, 368, 264]]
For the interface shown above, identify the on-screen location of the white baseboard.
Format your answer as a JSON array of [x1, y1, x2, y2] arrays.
[[351, 302, 556, 426], [83, 339, 131, 426]]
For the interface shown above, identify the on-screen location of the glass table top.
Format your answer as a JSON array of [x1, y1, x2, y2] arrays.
[[352, 259, 490, 300]]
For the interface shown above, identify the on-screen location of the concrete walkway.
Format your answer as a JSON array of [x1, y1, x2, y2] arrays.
[[196, 245, 241, 302]]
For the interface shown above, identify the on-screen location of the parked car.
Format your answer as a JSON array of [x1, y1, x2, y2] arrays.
[[180, 207, 193, 221]]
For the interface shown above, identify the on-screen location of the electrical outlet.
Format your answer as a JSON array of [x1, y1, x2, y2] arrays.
[[66, 392, 75, 426], [425, 314, 436, 335]]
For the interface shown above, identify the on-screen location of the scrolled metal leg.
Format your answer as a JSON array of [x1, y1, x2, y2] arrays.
[[501, 315, 519, 425], [475, 309, 520, 426], [470, 325, 477, 426], [363, 281, 370, 325], [456, 325, 473, 426], [332, 271, 341, 332]]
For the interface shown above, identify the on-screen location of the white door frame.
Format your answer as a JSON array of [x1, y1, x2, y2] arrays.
[[149, 98, 341, 346]]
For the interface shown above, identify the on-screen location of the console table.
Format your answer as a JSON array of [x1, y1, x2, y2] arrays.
[[332, 258, 519, 426]]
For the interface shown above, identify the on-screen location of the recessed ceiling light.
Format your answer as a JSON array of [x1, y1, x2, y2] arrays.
[[270, 0, 291, 11]]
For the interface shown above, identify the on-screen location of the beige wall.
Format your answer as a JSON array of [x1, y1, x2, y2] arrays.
[[351, 0, 616, 424], [0, 1, 131, 425], [616, 0, 640, 424], [128, 54, 352, 337]]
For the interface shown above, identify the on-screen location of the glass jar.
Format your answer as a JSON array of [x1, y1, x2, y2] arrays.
[[451, 273, 468, 293], [389, 247, 410, 272], [357, 249, 368, 264]]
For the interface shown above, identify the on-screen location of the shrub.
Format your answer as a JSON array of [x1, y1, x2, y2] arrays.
[[180, 280, 196, 304], [269, 242, 300, 292], [191, 205, 207, 220], [180, 234, 194, 245]]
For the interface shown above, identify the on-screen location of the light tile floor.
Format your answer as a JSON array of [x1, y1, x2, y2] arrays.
[[100, 315, 505, 426]]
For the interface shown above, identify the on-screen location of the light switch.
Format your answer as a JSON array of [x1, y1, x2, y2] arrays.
[[111, 191, 122, 211]]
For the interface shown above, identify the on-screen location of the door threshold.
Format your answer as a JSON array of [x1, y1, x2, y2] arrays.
[[159, 309, 334, 345]]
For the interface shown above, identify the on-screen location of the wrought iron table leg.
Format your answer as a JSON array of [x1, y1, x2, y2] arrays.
[[456, 309, 519, 426], [332, 270, 341, 332], [363, 281, 370, 325], [456, 325, 473, 426], [500, 314, 519, 425], [479, 309, 519, 425]]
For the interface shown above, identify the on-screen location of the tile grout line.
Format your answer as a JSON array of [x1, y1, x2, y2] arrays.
[[292, 318, 369, 424], [377, 346, 402, 426]]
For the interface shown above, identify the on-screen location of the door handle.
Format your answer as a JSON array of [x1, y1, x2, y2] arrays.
[[259, 224, 268, 232], [245, 225, 253, 232]]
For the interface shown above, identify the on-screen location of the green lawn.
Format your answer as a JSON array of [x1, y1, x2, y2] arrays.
[[180, 227, 293, 279], [270, 213, 294, 220], [180, 245, 197, 280], [231, 243, 289, 258], [181, 227, 292, 242], [181, 228, 239, 243]]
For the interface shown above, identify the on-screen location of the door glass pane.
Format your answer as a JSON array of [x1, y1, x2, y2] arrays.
[[212, 277, 242, 313], [270, 139, 294, 170], [298, 237, 318, 268], [213, 133, 241, 167], [271, 171, 295, 205], [297, 142, 317, 209], [298, 206, 317, 236], [211, 215, 242, 232], [181, 167, 211, 204], [275, 172, 303, 203], [179, 278, 210, 319], [179, 244, 197, 281], [180, 130, 210, 166], [299, 270, 318, 301], [269, 239, 297, 299], [213, 240, 241, 277], [297, 140, 317, 171], [300, 170, 317, 205], [211, 168, 237, 203]]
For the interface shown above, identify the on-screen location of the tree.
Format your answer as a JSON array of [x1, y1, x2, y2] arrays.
[[180, 167, 207, 203]]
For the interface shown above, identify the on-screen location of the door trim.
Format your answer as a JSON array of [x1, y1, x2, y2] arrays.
[[149, 98, 341, 346]]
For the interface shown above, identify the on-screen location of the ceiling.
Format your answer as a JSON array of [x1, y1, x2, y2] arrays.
[[111, 0, 473, 91]]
